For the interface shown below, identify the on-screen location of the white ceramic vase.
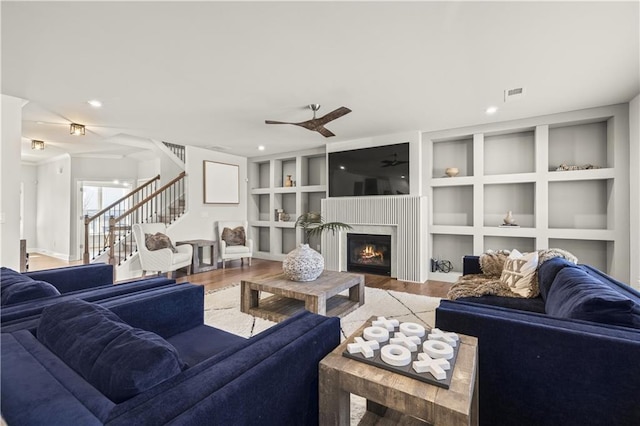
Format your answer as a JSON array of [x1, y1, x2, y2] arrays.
[[503, 210, 515, 225], [283, 244, 324, 282]]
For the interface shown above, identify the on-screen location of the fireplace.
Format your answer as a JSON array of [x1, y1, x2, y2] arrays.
[[347, 233, 392, 276]]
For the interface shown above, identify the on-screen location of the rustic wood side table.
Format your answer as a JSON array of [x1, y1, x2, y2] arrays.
[[176, 239, 218, 273], [240, 270, 365, 322], [319, 317, 479, 425]]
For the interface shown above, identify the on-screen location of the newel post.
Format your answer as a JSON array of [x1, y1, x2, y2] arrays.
[[108, 216, 116, 267], [83, 214, 90, 264]]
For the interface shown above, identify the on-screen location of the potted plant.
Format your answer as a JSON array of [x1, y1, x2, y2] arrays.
[[282, 212, 352, 282]]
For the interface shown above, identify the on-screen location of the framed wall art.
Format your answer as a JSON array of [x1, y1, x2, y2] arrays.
[[203, 160, 239, 204]]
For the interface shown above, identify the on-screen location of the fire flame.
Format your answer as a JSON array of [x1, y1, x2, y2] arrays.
[[358, 245, 384, 262]]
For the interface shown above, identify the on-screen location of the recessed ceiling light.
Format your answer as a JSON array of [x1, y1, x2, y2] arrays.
[[258, 145, 265, 151], [485, 106, 498, 115], [88, 100, 102, 108], [339, 165, 345, 170]]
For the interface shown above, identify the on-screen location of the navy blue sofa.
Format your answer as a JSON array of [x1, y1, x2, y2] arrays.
[[1, 264, 177, 328], [436, 256, 640, 425], [1, 282, 341, 425]]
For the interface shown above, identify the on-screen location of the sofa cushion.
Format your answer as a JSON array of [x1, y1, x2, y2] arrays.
[[499, 249, 538, 297], [1, 267, 60, 306], [145, 232, 177, 253], [546, 268, 640, 328], [37, 299, 187, 402], [222, 226, 246, 246], [538, 257, 580, 302]]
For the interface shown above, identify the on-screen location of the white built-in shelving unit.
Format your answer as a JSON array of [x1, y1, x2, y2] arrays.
[[248, 148, 327, 261], [424, 104, 630, 283]]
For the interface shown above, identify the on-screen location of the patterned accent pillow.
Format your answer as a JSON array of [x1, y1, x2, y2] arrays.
[[499, 249, 539, 297], [222, 226, 246, 246], [145, 232, 177, 253]]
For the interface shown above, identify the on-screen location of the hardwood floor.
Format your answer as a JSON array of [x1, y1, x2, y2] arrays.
[[27, 255, 452, 298]]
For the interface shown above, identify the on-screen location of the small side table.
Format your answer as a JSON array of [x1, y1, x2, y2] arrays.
[[319, 316, 478, 425], [176, 239, 218, 273]]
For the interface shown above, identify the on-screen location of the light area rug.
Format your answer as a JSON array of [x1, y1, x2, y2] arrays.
[[204, 284, 442, 425]]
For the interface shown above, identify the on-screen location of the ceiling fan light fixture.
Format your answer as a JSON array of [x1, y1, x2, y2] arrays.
[[70, 123, 85, 135], [31, 139, 45, 150]]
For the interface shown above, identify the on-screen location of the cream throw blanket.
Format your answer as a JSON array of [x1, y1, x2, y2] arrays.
[[447, 248, 578, 300]]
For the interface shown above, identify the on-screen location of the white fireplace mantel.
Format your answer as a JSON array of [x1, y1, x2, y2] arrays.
[[322, 195, 428, 283]]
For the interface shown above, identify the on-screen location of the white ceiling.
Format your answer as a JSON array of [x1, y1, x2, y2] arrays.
[[3, 1, 639, 162]]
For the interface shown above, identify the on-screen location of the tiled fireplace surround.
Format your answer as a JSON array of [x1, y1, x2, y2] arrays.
[[322, 195, 428, 283]]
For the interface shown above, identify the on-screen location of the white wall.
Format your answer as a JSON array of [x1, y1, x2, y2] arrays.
[[137, 158, 161, 183], [325, 131, 423, 196], [0, 94, 24, 269], [630, 94, 639, 289], [35, 155, 71, 260], [21, 164, 37, 249], [169, 145, 248, 241]]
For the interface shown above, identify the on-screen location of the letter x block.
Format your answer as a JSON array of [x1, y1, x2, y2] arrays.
[[347, 336, 379, 358], [372, 316, 399, 331], [390, 332, 421, 352], [428, 328, 459, 347], [412, 352, 451, 380]]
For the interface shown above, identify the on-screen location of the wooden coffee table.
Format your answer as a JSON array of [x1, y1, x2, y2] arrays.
[[240, 270, 365, 322], [319, 317, 479, 425]]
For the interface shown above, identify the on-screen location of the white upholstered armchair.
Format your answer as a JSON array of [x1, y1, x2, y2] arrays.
[[132, 223, 192, 277], [216, 221, 253, 269]]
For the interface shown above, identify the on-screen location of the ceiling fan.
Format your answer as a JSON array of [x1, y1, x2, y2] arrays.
[[265, 104, 351, 137], [381, 153, 409, 167]]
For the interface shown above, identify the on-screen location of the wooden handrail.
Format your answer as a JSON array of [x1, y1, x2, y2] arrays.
[[114, 172, 186, 224], [86, 175, 160, 222]]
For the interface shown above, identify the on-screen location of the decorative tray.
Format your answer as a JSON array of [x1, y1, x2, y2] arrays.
[[342, 317, 460, 389]]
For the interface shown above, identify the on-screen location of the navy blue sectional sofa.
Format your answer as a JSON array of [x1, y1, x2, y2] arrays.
[[1, 282, 341, 425], [436, 256, 640, 426], [1, 264, 177, 330]]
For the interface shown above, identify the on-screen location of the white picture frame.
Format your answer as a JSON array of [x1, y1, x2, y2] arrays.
[[203, 160, 239, 204]]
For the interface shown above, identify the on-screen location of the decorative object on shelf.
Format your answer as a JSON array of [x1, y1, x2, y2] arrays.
[[445, 167, 459, 177], [282, 213, 353, 282], [274, 209, 284, 221], [555, 163, 601, 171], [282, 243, 325, 282], [503, 210, 516, 225], [431, 258, 453, 273], [284, 175, 293, 187]]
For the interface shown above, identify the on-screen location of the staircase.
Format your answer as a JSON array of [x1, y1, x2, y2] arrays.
[[83, 172, 187, 267]]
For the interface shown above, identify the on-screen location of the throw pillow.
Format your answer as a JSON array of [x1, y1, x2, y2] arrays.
[[546, 267, 640, 329], [145, 232, 177, 253], [499, 249, 539, 297], [37, 299, 187, 403], [222, 226, 246, 246], [0, 267, 60, 306]]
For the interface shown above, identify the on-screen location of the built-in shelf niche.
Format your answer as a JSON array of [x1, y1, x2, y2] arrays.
[[432, 137, 473, 178], [484, 236, 535, 254], [548, 180, 611, 229], [254, 226, 271, 252], [276, 158, 296, 188], [255, 194, 270, 221], [301, 191, 324, 215], [549, 238, 611, 273], [432, 234, 473, 274], [484, 183, 535, 227], [484, 130, 535, 175], [548, 121, 609, 171], [275, 193, 296, 219], [432, 186, 473, 226], [302, 155, 326, 186], [257, 162, 270, 189]]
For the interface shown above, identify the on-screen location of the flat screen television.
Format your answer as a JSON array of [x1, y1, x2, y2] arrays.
[[328, 142, 410, 197]]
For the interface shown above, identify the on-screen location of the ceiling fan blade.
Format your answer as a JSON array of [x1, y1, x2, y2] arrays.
[[316, 107, 352, 125], [265, 120, 294, 125], [314, 126, 335, 138]]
